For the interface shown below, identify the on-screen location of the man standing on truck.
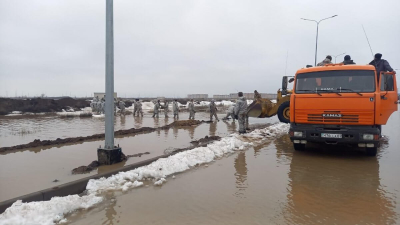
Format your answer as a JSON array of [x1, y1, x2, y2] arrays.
[[369, 53, 396, 80], [343, 55, 356, 65], [317, 55, 333, 66], [235, 92, 248, 134]]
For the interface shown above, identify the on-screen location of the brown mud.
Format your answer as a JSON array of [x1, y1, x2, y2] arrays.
[[0, 97, 90, 115], [165, 135, 222, 155], [0, 120, 206, 153], [71, 152, 151, 174]]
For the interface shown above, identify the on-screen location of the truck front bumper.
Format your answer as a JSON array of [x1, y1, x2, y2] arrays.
[[289, 123, 380, 147]]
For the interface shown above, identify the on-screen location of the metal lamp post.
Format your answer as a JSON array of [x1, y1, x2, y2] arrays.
[[301, 15, 338, 66], [334, 52, 346, 63], [98, 0, 122, 165]]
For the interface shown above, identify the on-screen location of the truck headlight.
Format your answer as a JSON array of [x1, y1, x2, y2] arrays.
[[294, 131, 303, 137], [363, 134, 374, 140]]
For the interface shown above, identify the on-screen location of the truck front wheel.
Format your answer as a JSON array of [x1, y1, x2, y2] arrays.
[[293, 143, 305, 151], [366, 147, 377, 157], [277, 101, 290, 123]]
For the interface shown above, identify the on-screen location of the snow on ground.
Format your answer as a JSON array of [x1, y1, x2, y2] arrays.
[[216, 100, 235, 106], [56, 107, 92, 117], [0, 123, 289, 225], [0, 195, 102, 225], [141, 101, 155, 111]]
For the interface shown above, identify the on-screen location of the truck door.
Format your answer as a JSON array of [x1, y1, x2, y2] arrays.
[[377, 72, 398, 124]]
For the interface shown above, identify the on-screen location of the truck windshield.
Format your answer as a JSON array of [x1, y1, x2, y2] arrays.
[[295, 70, 375, 94]]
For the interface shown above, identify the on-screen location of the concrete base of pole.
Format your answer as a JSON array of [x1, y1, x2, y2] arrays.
[[97, 147, 122, 165]]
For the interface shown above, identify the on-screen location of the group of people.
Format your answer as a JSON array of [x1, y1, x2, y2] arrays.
[[148, 94, 249, 134], [151, 99, 180, 119], [317, 53, 396, 78], [191, 92, 249, 134], [91, 96, 128, 115]]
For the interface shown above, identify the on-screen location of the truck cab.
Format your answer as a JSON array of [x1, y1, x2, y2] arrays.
[[289, 64, 398, 156]]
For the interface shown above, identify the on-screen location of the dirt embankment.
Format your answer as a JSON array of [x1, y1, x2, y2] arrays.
[[0, 120, 207, 153], [0, 97, 90, 115]]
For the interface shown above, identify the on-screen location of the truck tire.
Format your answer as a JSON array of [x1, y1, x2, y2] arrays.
[[277, 101, 290, 123], [366, 147, 377, 157], [293, 143, 305, 151]]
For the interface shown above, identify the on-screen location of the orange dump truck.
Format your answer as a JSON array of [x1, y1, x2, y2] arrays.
[[289, 64, 398, 156]]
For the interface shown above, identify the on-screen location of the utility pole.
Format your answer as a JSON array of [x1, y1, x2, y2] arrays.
[[98, 0, 122, 165]]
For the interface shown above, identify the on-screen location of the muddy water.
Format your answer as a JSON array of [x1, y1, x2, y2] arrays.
[[0, 114, 169, 148], [67, 112, 400, 225], [0, 112, 272, 201], [0, 112, 260, 148]]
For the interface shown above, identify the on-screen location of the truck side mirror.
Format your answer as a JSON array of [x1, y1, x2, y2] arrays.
[[289, 78, 295, 83], [282, 77, 288, 95]]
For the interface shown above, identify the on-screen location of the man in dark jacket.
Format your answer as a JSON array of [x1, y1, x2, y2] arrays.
[[343, 55, 355, 65], [369, 53, 396, 81]]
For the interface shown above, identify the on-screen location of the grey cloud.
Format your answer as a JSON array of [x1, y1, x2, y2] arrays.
[[0, 0, 399, 97]]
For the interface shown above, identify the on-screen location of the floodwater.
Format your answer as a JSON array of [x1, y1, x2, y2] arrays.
[[0, 112, 268, 201], [66, 111, 400, 225], [0, 113, 170, 148]]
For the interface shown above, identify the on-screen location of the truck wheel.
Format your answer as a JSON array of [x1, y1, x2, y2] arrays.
[[366, 147, 377, 157], [277, 101, 290, 123], [293, 143, 305, 151]]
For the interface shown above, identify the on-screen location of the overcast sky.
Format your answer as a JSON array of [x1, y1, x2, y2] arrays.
[[0, 0, 399, 98]]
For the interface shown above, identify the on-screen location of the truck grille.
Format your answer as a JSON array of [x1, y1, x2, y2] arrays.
[[308, 111, 359, 123]]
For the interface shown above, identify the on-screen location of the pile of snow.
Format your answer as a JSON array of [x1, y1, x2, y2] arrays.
[[141, 101, 155, 111], [0, 123, 289, 224], [57, 107, 92, 117], [11, 111, 23, 114], [217, 100, 235, 106], [197, 101, 210, 107], [0, 194, 102, 225], [5, 111, 23, 116]]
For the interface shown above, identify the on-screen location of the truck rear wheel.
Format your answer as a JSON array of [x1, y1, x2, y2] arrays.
[[293, 143, 305, 151], [277, 101, 290, 123], [366, 147, 377, 157]]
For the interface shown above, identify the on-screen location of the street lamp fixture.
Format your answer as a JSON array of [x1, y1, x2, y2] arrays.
[[334, 52, 346, 63], [301, 15, 338, 66]]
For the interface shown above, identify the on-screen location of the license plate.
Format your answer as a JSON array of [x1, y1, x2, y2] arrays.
[[321, 133, 342, 138]]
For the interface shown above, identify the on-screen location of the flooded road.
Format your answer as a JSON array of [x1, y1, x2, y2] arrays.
[[0, 113, 169, 148], [66, 111, 400, 225], [0, 112, 269, 201]]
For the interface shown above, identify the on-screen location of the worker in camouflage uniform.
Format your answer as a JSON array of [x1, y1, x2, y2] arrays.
[[152, 100, 161, 118], [209, 99, 219, 122], [235, 92, 248, 134], [222, 104, 236, 122], [188, 99, 196, 120], [135, 99, 143, 117], [173, 99, 180, 119], [118, 99, 126, 115], [163, 101, 169, 118]]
